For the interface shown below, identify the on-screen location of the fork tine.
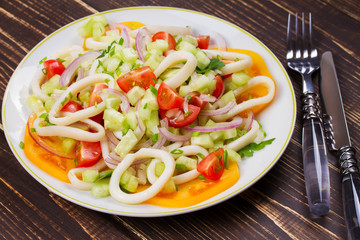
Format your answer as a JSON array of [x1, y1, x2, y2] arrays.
[[295, 13, 302, 59], [308, 12, 318, 58], [302, 12, 309, 59], [286, 13, 293, 59]]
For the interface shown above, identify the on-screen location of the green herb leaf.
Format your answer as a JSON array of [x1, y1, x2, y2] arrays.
[[19, 141, 24, 149], [74, 157, 79, 166], [237, 138, 275, 158], [119, 38, 124, 45], [31, 128, 36, 132], [170, 149, 184, 154], [198, 174, 206, 180], [150, 85, 158, 96], [175, 163, 187, 171], [39, 57, 47, 64], [223, 150, 229, 169], [152, 133, 159, 143], [95, 170, 113, 182], [195, 58, 225, 74], [56, 58, 65, 63], [196, 152, 205, 159]]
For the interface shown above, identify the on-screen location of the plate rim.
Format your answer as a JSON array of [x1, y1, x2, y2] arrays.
[[1, 6, 296, 217]]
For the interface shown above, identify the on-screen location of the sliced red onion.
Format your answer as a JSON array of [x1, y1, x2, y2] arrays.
[[199, 101, 236, 116], [77, 67, 85, 80], [135, 99, 145, 133], [213, 33, 227, 51], [105, 130, 120, 146], [99, 88, 130, 113], [121, 28, 131, 48], [152, 134, 166, 149], [184, 116, 243, 132], [59, 51, 101, 86], [108, 23, 132, 32], [246, 111, 255, 132], [199, 94, 217, 103], [159, 128, 192, 142], [133, 138, 154, 150], [135, 27, 151, 61]]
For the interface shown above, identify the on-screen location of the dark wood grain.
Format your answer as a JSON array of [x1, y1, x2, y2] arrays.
[[1, 0, 359, 239]]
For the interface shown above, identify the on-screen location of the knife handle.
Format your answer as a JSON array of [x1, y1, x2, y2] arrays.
[[339, 146, 360, 240], [302, 92, 330, 216]]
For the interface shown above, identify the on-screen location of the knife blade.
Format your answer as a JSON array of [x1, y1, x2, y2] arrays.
[[320, 51, 360, 240]]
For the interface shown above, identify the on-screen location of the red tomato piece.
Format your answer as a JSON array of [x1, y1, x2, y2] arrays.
[[61, 100, 83, 113], [152, 32, 176, 55], [160, 104, 200, 128], [197, 148, 225, 180], [212, 75, 224, 98], [196, 35, 210, 49], [43, 59, 66, 80], [157, 82, 185, 110], [89, 83, 108, 107], [76, 141, 102, 167], [188, 92, 207, 109], [116, 66, 156, 93]]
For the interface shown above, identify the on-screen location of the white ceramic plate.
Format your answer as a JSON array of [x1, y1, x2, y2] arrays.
[[2, 7, 296, 217]]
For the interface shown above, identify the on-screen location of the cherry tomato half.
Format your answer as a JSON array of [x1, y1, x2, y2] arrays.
[[197, 148, 225, 180], [116, 66, 156, 93], [76, 141, 102, 167], [61, 100, 83, 113], [160, 104, 200, 128], [157, 82, 185, 110], [196, 35, 210, 49], [89, 83, 108, 107], [212, 75, 224, 98], [152, 32, 176, 55], [43, 59, 66, 80]]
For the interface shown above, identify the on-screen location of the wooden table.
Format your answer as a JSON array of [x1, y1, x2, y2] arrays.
[[1, 0, 359, 239]]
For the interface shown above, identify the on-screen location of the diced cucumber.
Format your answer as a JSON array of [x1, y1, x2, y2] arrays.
[[155, 161, 165, 177], [127, 86, 146, 106], [210, 131, 224, 141], [138, 104, 152, 120], [147, 39, 169, 52], [103, 108, 126, 131], [44, 98, 56, 112], [195, 50, 211, 70], [120, 47, 138, 64], [114, 129, 139, 158], [178, 85, 192, 97], [103, 57, 121, 73], [26, 95, 45, 115], [191, 134, 214, 148], [90, 178, 110, 198], [175, 156, 197, 170], [78, 15, 108, 38], [224, 148, 242, 162], [142, 88, 159, 110], [223, 128, 237, 139], [213, 140, 224, 149], [125, 107, 137, 130], [218, 90, 236, 108], [41, 74, 61, 96], [145, 110, 160, 137], [189, 75, 210, 92], [176, 41, 197, 55], [78, 86, 91, 105], [159, 68, 180, 81], [62, 137, 77, 154], [82, 169, 99, 183], [231, 72, 251, 87], [144, 49, 164, 71], [120, 168, 138, 193], [92, 22, 106, 38], [182, 36, 198, 46], [161, 178, 177, 194], [104, 96, 121, 110]]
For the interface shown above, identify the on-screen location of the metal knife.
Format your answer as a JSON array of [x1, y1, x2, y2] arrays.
[[320, 51, 360, 240]]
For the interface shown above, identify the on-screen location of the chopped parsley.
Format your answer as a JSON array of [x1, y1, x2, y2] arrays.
[[39, 57, 47, 64], [19, 141, 24, 149], [195, 58, 225, 74], [152, 133, 159, 143], [238, 138, 275, 158], [150, 85, 158, 96], [170, 149, 184, 154]]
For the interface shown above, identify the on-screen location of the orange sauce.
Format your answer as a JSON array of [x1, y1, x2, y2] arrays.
[[24, 40, 275, 207]]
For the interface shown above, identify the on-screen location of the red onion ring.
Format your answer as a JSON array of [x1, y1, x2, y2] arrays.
[[121, 28, 131, 48], [135, 27, 151, 61], [199, 94, 217, 103], [184, 116, 243, 132], [199, 102, 236, 116], [246, 111, 255, 132], [105, 130, 120, 146], [59, 51, 101, 86], [159, 128, 192, 142]]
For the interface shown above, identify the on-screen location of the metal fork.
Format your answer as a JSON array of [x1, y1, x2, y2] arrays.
[[286, 13, 330, 216]]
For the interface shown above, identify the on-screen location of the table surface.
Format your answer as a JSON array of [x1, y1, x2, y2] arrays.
[[1, 0, 359, 239]]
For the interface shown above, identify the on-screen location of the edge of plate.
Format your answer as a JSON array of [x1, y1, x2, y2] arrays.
[[1, 6, 296, 217]]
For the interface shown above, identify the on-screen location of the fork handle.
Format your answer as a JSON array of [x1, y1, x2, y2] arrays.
[[301, 92, 330, 216]]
